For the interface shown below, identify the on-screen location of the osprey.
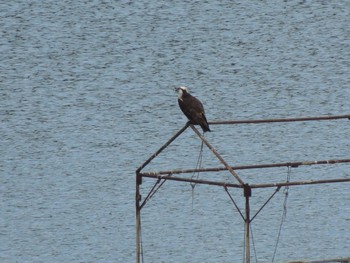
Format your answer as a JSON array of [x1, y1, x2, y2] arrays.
[[175, 86, 211, 133]]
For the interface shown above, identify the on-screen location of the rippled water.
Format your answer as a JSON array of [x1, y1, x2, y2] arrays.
[[1, 1, 349, 262]]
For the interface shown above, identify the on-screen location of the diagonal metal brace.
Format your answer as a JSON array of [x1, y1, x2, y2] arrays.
[[189, 124, 245, 185]]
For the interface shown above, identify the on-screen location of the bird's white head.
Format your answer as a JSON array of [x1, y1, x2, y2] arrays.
[[176, 86, 189, 100]]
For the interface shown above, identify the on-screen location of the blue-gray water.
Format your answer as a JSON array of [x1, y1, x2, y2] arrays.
[[1, 1, 349, 262]]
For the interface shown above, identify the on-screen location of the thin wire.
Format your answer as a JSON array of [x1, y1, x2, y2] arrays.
[[224, 186, 245, 221], [271, 166, 291, 262], [150, 180, 166, 199], [283, 166, 291, 217], [250, 186, 281, 222], [140, 178, 162, 209], [191, 139, 204, 208], [191, 139, 204, 187]]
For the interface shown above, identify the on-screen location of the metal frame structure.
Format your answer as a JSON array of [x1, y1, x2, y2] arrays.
[[135, 114, 350, 263]]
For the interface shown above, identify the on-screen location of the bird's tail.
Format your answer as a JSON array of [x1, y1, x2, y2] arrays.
[[201, 123, 211, 133]]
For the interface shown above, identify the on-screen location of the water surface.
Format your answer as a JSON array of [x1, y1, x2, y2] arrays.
[[1, 1, 349, 262]]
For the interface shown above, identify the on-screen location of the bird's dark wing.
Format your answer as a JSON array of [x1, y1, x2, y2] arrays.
[[178, 94, 210, 132]]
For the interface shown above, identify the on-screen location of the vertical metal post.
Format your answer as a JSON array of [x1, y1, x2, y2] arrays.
[[244, 184, 252, 263], [136, 173, 142, 263]]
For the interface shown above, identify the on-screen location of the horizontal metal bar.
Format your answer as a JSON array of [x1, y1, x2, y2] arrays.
[[139, 173, 350, 189], [250, 178, 350, 189], [140, 174, 243, 188], [288, 257, 350, 263], [140, 158, 350, 176], [136, 114, 350, 177], [209, 114, 350, 125]]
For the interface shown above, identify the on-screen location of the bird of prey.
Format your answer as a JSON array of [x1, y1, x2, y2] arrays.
[[175, 86, 211, 133]]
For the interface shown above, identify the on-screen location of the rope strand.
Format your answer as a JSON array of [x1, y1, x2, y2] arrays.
[[271, 166, 291, 262], [191, 139, 204, 209]]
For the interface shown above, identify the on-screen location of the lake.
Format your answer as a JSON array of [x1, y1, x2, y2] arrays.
[[1, 1, 349, 262]]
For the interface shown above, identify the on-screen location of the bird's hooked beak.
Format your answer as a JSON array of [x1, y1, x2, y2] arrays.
[[173, 87, 180, 92]]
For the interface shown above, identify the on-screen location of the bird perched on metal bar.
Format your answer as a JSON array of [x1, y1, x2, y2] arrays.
[[175, 86, 211, 133]]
